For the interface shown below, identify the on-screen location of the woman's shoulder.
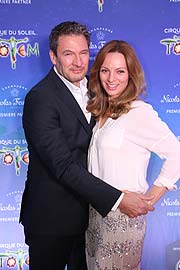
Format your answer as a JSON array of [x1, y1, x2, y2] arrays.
[[131, 100, 155, 112], [129, 100, 159, 122]]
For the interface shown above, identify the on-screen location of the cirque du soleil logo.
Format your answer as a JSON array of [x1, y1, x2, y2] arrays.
[[0, 36, 39, 69]]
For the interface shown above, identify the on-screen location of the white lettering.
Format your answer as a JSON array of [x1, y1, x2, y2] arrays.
[[0, 243, 16, 249], [166, 109, 180, 113], [0, 139, 12, 145], [0, 203, 16, 211], [13, 97, 24, 106], [162, 198, 180, 206], [161, 94, 180, 103], [0, 30, 8, 36], [0, 112, 16, 117], [0, 0, 11, 3], [0, 99, 12, 106], [11, 0, 31, 4], [17, 30, 36, 35], [164, 28, 180, 34]]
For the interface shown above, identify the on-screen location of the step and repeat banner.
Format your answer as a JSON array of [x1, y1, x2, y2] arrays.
[[0, 1, 180, 269]]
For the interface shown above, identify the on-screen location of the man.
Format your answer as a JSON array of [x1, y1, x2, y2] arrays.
[[20, 21, 154, 270]]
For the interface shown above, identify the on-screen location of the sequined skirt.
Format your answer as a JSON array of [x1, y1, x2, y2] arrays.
[[86, 206, 146, 270]]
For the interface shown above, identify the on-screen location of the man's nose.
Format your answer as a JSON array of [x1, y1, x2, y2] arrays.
[[73, 54, 82, 66]]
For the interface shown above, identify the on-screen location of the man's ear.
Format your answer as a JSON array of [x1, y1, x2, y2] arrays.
[[49, 50, 56, 65]]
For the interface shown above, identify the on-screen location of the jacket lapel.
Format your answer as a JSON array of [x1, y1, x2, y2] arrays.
[[90, 115, 96, 130], [49, 68, 92, 134]]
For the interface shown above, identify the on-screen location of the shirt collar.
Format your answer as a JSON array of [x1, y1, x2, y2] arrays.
[[53, 66, 88, 96]]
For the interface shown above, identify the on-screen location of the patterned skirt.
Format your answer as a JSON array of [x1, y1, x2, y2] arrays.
[[86, 206, 146, 270]]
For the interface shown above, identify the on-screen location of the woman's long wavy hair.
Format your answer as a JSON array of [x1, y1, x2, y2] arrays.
[[87, 40, 146, 120]]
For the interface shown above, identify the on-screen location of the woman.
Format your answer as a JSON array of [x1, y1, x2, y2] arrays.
[[86, 40, 180, 270]]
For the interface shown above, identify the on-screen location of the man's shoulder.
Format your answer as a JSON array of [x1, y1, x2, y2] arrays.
[[32, 68, 56, 89], [27, 68, 63, 96]]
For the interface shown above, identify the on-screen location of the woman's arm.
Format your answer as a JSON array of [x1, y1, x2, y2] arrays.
[[146, 185, 168, 206]]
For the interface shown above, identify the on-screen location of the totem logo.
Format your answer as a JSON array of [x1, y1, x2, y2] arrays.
[[0, 145, 29, 176], [176, 260, 180, 270], [160, 35, 180, 55], [0, 36, 39, 69], [0, 249, 29, 270], [98, 0, 104, 12]]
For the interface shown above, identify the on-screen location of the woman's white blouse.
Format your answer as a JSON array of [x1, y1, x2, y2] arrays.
[[88, 100, 180, 193]]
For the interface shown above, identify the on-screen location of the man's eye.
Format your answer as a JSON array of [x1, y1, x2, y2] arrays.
[[81, 51, 88, 55], [64, 52, 72, 56]]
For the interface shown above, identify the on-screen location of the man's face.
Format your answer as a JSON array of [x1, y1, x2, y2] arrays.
[[50, 34, 89, 87]]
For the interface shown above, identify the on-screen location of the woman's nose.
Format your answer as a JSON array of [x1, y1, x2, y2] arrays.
[[108, 71, 115, 82]]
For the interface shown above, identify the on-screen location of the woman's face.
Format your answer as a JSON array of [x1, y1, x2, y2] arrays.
[[99, 52, 129, 98]]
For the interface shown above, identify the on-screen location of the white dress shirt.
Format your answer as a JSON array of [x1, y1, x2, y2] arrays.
[[88, 100, 180, 194], [53, 66, 91, 123]]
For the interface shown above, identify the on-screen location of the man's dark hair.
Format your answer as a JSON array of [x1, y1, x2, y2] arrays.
[[49, 21, 90, 56]]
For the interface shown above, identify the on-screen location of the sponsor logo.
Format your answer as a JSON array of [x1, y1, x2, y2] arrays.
[[0, 84, 27, 117], [161, 198, 180, 207], [0, 191, 22, 217], [161, 197, 180, 217], [160, 94, 180, 103], [159, 83, 180, 114], [89, 27, 113, 63]]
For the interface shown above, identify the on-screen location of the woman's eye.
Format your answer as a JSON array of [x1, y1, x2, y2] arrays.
[[101, 69, 107, 73], [117, 70, 124, 74]]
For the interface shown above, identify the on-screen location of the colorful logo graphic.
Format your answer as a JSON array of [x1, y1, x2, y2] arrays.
[[0, 249, 29, 270], [0, 146, 29, 176], [176, 260, 180, 270], [98, 0, 104, 12], [160, 35, 180, 55], [0, 36, 39, 69]]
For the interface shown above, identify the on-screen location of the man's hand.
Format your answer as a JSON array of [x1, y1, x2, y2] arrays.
[[118, 192, 154, 218]]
